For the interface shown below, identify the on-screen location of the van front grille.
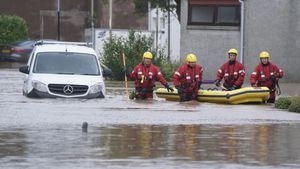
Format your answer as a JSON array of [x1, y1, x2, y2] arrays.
[[48, 84, 88, 95]]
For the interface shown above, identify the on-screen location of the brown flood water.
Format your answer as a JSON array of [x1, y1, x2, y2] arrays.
[[1, 62, 300, 169]]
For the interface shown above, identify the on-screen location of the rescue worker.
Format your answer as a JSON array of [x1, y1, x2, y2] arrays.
[[125, 51, 173, 99], [214, 48, 245, 90], [250, 51, 284, 103], [172, 53, 203, 102]]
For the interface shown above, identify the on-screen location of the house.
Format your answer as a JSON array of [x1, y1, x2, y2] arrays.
[[0, 0, 147, 41], [1, 0, 181, 60], [180, 0, 300, 82]]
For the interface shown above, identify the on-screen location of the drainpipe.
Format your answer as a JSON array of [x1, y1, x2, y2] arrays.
[[148, 1, 151, 31], [109, 0, 113, 41], [239, 0, 245, 65]]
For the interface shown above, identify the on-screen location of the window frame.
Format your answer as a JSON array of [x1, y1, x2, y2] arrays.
[[188, 4, 240, 26]]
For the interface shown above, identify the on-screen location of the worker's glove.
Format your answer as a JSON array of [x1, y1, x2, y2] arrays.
[[141, 88, 148, 94], [129, 90, 137, 100], [198, 82, 202, 89], [176, 86, 183, 94], [270, 73, 279, 80], [214, 80, 221, 87], [164, 84, 174, 92], [251, 83, 257, 87], [122, 68, 130, 77], [228, 85, 236, 91]]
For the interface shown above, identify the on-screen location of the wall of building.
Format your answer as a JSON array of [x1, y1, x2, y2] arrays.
[[244, 0, 300, 82], [96, 0, 147, 30], [0, 0, 90, 41], [149, 8, 181, 61], [181, 0, 300, 82], [180, 0, 240, 81]]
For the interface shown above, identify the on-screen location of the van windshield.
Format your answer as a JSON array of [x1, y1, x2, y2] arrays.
[[33, 52, 100, 75]]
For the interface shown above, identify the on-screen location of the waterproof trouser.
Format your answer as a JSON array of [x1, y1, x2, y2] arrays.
[[136, 88, 153, 99], [267, 90, 276, 103], [179, 92, 197, 102]]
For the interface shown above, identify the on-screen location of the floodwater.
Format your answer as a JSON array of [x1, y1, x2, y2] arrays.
[[1, 62, 300, 169]]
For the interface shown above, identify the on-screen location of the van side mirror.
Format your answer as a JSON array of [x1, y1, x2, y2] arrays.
[[19, 65, 29, 74], [102, 67, 112, 77]]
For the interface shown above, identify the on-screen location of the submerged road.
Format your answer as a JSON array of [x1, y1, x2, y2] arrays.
[[1, 63, 300, 169]]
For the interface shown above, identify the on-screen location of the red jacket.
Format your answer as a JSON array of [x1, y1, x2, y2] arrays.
[[129, 63, 167, 89], [250, 62, 284, 89], [172, 63, 203, 93], [217, 60, 245, 87]]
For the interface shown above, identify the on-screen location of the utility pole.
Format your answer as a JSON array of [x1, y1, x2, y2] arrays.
[[109, 0, 113, 41], [91, 0, 95, 49], [57, 0, 60, 40]]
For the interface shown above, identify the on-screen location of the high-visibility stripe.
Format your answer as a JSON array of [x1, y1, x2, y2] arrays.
[[279, 69, 283, 72], [157, 72, 161, 75], [218, 69, 222, 73], [252, 72, 257, 75], [175, 72, 180, 76], [239, 70, 245, 73]]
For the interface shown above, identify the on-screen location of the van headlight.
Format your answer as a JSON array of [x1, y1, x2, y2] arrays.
[[89, 83, 102, 94], [32, 81, 48, 92]]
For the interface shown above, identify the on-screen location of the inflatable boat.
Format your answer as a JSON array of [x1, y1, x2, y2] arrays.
[[155, 87, 270, 104]]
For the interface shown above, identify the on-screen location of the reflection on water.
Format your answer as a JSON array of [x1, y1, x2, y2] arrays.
[[0, 127, 298, 169], [1, 124, 300, 168], [0, 129, 27, 158], [96, 124, 300, 166], [0, 62, 23, 69]]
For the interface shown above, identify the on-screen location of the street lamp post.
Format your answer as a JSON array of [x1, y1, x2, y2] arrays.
[[57, 0, 60, 40]]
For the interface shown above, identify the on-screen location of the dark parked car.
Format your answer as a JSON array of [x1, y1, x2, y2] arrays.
[[0, 40, 35, 62]]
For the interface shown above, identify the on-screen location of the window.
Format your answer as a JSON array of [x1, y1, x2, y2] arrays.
[[188, 0, 240, 26]]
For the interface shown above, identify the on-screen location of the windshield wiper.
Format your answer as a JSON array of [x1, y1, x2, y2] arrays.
[[80, 73, 98, 75], [57, 72, 75, 75]]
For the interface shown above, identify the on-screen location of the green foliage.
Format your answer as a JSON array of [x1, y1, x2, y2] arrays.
[[0, 15, 28, 45], [274, 97, 292, 109], [101, 30, 178, 81], [288, 96, 300, 113]]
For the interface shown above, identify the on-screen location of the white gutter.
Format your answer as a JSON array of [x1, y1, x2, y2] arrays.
[[239, 0, 245, 65], [148, 1, 151, 31]]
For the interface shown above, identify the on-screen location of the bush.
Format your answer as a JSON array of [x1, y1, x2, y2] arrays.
[[274, 97, 292, 109], [0, 15, 28, 45], [288, 97, 300, 113], [101, 29, 178, 81]]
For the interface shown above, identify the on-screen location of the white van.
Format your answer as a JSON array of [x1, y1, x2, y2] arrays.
[[19, 41, 111, 98]]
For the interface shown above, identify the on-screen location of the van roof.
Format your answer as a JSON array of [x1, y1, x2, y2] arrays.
[[34, 44, 97, 56]]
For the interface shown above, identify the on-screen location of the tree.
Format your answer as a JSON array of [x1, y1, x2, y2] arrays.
[[133, 0, 181, 22], [0, 15, 28, 45]]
